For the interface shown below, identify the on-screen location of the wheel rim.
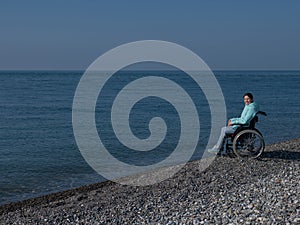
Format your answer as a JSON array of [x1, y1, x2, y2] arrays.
[[233, 130, 264, 158]]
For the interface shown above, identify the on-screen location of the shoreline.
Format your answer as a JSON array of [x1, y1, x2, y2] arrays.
[[1, 138, 299, 224]]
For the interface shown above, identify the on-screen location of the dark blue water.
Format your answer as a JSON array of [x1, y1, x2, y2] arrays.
[[0, 70, 299, 205]]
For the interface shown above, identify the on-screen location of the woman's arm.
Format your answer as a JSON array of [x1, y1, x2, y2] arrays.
[[230, 102, 259, 126]]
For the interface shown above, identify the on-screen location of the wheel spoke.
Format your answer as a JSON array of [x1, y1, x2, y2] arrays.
[[233, 129, 264, 158]]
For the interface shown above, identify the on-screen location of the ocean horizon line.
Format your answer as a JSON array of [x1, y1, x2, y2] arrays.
[[0, 69, 300, 73]]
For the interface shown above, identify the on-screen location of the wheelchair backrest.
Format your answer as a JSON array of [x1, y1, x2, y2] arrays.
[[249, 111, 267, 129], [249, 116, 258, 129]]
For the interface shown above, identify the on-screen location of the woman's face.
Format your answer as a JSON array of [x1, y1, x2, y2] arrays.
[[244, 95, 253, 105]]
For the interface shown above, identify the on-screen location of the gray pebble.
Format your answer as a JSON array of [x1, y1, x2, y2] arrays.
[[0, 138, 299, 224]]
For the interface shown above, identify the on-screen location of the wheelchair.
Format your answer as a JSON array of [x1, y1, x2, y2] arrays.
[[222, 111, 267, 159]]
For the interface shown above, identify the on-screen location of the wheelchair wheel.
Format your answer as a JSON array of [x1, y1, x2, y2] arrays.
[[233, 129, 265, 158]]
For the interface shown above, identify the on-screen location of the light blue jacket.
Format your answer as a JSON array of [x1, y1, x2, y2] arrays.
[[230, 102, 259, 130]]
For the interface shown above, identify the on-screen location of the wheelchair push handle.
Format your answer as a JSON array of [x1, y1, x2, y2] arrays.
[[257, 111, 267, 116]]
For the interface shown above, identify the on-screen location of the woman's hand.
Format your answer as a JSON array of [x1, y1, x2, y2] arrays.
[[228, 119, 232, 126]]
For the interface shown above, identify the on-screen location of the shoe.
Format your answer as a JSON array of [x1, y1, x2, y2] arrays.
[[208, 145, 220, 154]]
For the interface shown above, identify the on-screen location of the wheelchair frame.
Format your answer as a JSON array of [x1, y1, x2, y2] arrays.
[[222, 111, 267, 158]]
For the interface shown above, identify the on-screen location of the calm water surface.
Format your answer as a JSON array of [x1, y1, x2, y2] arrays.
[[0, 70, 299, 204]]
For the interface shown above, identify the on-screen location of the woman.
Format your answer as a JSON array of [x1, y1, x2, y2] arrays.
[[208, 92, 259, 154]]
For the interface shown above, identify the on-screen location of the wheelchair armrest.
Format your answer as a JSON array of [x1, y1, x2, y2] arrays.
[[231, 123, 248, 127], [231, 123, 242, 125]]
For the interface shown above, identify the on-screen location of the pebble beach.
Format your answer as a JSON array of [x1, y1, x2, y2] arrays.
[[0, 138, 299, 225]]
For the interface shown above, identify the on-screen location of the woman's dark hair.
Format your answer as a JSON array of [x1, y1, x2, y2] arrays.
[[243, 92, 254, 100]]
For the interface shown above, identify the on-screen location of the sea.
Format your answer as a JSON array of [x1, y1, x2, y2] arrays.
[[0, 70, 299, 205]]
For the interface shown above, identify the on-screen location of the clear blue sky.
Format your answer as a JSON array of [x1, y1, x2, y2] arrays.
[[1, 0, 299, 70]]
